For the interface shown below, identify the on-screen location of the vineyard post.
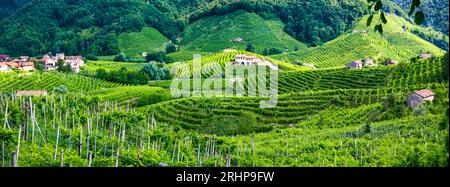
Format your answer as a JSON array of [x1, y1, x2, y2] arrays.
[[86, 118, 90, 160], [2, 141, 4, 167], [88, 151, 92, 167], [177, 141, 181, 162], [171, 141, 176, 162], [226, 154, 230, 167], [60, 151, 64, 167], [68, 130, 72, 151], [251, 134, 255, 155], [16, 125, 21, 166], [23, 99, 29, 141], [11, 151, 17, 167], [3, 99, 10, 130], [31, 102, 46, 145], [30, 98, 35, 144], [54, 124, 60, 161], [197, 144, 200, 167], [115, 148, 119, 167], [79, 125, 83, 157]]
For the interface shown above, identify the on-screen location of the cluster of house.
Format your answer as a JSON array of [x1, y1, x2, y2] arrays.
[[1, 55, 35, 72], [229, 54, 278, 70], [345, 54, 433, 69], [0, 53, 85, 73]]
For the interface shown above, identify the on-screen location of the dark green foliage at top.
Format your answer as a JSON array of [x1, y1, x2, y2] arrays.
[[0, 0, 182, 56], [187, 0, 369, 47], [0, 0, 374, 56]]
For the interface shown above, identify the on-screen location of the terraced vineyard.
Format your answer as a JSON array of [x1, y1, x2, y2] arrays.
[[140, 56, 448, 134], [87, 86, 171, 107], [278, 56, 447, 93], [171, 50, 309, 79], [82, 61, 147, 73], [142, 82, 448, 134], [272, 15, 445, 68], [0, 72, 123, 93]]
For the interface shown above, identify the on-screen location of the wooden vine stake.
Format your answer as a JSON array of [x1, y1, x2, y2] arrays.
[[60, 151, 64, 167]]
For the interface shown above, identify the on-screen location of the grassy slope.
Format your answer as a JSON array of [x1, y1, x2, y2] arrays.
[[168, 10, 307, 62], [118, 27, 170, 59], [271, 14, 445, 69]]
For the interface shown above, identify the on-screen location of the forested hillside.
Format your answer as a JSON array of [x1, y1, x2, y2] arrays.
[[0, 0, 373, 57]]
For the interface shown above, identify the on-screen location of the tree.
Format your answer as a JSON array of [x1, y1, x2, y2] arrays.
[[166, 43, 177, 54], [262, 48, 269, 56], [367, 0, 424, 35], [85, 54, 98, 61], [114, 53, 128, 62], [141, 61, 171, 80], [34, 62, 45, 72], [245, 43, 255, 53], [269, 48, 283, 55], [56, 59, 72, 73], [95, 68, 108, 80], [146, 52, 167, 63]]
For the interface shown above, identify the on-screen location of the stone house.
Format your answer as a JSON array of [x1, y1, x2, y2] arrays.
[[19, 62, 35, 71], [0, 62, 11, 72], [407, 89, 434, 109], [364, 58, 376, 67], [345, 60, 363, 69], [386, 60, 399, 66]]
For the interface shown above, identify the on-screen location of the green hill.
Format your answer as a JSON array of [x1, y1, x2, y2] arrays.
[[172, 10, 307, 58], [0, 0, 373, 56], [118, 27, 170, 58], [141, 56, 448, 134], [272, 14, 445, 69]]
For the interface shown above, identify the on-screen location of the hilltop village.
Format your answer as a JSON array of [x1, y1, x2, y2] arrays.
[[0, 53, 85, 73]]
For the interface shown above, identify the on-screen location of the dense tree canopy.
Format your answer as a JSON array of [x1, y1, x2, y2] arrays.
[[0, 0, 445, 57]]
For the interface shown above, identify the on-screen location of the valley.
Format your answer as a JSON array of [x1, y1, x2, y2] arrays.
[[0, 0, 448, 167]]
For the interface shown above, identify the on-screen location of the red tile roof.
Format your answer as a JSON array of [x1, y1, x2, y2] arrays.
[[415, 89, 434, 98], [419, 54, 432, 59], [6, 62, 19, 68], [20, 62, 34, 67]]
